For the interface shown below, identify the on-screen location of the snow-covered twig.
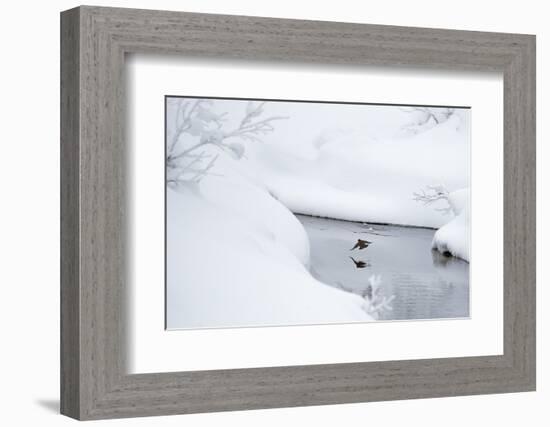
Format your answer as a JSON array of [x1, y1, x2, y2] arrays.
[[336, 275, 395, 320], [361, 275, 395, 319], [225, 102, 287, 142], [413, 184, 453, 215], [167, 99, 287, 186], [401, 107, 455, 135]]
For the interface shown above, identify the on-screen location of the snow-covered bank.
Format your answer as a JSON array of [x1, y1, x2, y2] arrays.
[[431, 188, 470, 262], [167, 169, 374, 329], [246, 111, 469, 229]]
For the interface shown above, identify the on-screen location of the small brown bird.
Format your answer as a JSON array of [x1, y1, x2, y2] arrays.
[[350, 239, 372, 250], [349, 256, 369, 269]]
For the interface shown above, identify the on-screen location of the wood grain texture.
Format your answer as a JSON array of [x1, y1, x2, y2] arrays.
[[60, 5, 536, 420], [60, 7, 80, 419]]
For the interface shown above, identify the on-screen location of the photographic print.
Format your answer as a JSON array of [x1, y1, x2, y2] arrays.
[[166, 96, 470, 330]]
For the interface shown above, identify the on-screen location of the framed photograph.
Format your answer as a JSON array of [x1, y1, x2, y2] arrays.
[[164, 96, 472, 330], [61, 6, 536, 420]]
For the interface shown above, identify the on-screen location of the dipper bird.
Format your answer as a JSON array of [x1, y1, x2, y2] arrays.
[[350, 238, 372, 250], [349, 256, 369, 269]]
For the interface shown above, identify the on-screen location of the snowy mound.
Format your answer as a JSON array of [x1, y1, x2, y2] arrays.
[[167, 164, 374, 329], [431, 188, 470, 262]]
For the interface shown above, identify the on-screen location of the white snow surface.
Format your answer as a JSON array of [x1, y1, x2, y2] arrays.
[[431, 188, 470, 262], [167, 162, 374, 329], [245, 111, 470, 228]]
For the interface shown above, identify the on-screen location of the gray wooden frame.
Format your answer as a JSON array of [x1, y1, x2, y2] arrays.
[[60, 5, 536, 420]]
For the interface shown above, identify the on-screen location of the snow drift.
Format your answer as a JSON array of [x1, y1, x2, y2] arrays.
[[246, 112, 469, 229], [431, 188, 470, 262], [166, 160, 374, 329]]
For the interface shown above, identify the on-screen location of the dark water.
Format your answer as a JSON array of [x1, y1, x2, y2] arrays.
[[297, 214, 470, 321]]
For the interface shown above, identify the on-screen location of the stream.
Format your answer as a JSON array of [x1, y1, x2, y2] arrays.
[[297, 214, 470, 321]]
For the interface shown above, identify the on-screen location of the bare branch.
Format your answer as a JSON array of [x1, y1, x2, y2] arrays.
[[166, 98, 287, 186], [412, 184, 453, 216], [168, 99, 203, 155], [189, 154, 219, 182], [226, 116, 288, 140], [401, 107, 456, 135]]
